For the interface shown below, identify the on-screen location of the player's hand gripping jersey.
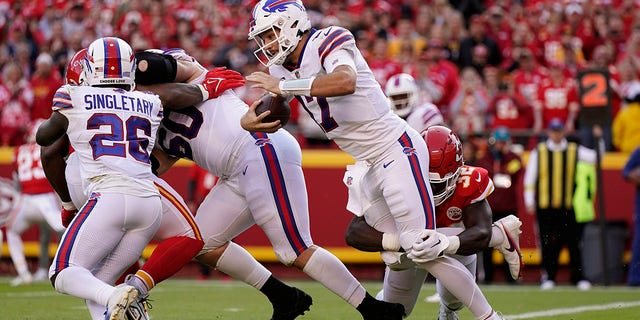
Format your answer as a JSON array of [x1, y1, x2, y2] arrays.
[[267, 26, 409, 161], [52, 85, 163, 196], [436, 165, 494, 228]]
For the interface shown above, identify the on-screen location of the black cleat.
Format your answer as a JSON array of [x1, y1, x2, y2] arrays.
[[270, 287, 313, 320], [357, 293, 406, 320]]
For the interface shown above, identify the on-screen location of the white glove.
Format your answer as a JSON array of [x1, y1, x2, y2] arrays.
[[380, 251, 414, 271], [407, 229, 450, 263]]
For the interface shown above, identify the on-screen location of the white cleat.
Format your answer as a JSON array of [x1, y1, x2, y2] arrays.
[[105, 284, 139, 320], [10, 273, 33, 287], [540, 280, 555, 290], [494, 215, 523, 280], [33, 268, 49, 281], [438, 304, 459, 320], [577, 280, 592, 291], [424, 292, 441, 303]]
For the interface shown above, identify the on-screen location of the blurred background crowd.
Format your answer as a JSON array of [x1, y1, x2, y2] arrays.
[[1, 0, 640, 152]]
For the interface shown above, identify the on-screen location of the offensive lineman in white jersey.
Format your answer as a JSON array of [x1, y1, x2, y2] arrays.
[[140, 48, 405, 320], [36, 37, 215, 320], [242, 1, 503, 319], [385, 73, 444, 133]]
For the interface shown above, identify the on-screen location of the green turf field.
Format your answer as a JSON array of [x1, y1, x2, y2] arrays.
[[1, 277, 639, 319]]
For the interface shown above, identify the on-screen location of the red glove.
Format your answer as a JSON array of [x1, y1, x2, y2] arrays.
[[198, 67, 246, 100], [61, 202, 78, 228]]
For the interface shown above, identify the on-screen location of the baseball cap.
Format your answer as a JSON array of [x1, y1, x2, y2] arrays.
[[492, 127, 510, 142], [547, 118, 564, 131]]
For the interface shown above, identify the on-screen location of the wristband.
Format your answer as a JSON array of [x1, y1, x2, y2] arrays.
[[444, 236, 460, 254], [382, 232, 401, 252], [278, 77, 315, 96], [197, 84, 209, 101], [61, 201, 77, 211]]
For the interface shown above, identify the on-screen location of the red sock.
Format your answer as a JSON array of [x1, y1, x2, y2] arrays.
[[139, 236, 204, 287]]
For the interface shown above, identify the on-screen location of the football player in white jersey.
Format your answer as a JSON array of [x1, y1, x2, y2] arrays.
[[39, 47, 238, 320], [346, 126, 522, 320], [242, 1, 502, 319], [385, 73, 444, 133], [139, 48, 406, 320], [35, 37, 219, 320]]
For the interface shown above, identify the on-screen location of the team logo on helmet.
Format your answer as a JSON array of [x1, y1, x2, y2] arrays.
[[446, 207, 463, 221]]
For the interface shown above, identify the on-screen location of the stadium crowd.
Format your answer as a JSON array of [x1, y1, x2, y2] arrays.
[[1, 0, 640, 151]]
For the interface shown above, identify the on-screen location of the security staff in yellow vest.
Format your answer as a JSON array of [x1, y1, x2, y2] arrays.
[[524, 118, 597, 291]]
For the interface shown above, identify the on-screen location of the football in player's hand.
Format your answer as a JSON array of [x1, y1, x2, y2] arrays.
[[255, 93, 290, 126]]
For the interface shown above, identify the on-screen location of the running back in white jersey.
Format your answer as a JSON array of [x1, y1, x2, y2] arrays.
[[157, 90, 250, 178], [268, 26, 409, 161], [52, 85, 162, 196], [404, 102, 444, 134]]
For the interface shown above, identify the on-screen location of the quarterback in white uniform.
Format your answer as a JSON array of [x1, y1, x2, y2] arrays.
[[145, 48, 405, 320], [242, 1, 502, 319]]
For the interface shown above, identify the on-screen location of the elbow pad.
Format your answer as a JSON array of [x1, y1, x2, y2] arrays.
[[135, 51, 178, 85]]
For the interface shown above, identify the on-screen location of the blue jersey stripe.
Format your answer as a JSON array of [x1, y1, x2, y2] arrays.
[[250, 132, 308, 255], [398, 132, 436, 229]]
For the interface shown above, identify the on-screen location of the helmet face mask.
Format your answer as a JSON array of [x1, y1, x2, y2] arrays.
[[385, 73, 420, 118], [423, 126, 464, 206], [248, 0, 311, 67], [85, 37, 136, 90]]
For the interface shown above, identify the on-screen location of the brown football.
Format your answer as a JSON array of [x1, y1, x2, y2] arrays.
[[255, 93, 291, 126]]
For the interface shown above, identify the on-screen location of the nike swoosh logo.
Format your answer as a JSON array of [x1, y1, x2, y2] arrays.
[[431, 239, 441, 248], [383, 160, 394, 168], [505, 237, 516, 252], [323, 27, 332, 36], [242, 165, 248, 175]]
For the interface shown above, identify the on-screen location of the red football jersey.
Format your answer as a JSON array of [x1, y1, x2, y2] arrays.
[[13, 142, 54, 194], [536, 78, 578, 128], [435, 165, 494, 227]]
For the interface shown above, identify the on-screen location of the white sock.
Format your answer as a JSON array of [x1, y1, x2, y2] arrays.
[[7, 231, 30, 277], [302, 247, 365, 307], [54, 266, 114, 306], [423, 256, 493, 318], [86, 300, 106, 320], [488, 225, 505, 248], [215, 242, 271, 289]]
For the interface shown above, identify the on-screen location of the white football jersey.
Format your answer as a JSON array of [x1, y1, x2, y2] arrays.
[[157, 90, 250, 178], [268, 27, 409, 161], [52, 85, 162, 196], [404, 102, 444, 134]]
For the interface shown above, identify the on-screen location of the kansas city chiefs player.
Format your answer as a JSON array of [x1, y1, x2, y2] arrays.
[[346, 126, 522, 319]]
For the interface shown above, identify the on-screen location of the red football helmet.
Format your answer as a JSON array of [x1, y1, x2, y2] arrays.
[[65, 48, 88, 85], [422, 125, 463, 206]]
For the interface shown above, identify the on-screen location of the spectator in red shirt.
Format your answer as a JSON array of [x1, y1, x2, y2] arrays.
[[486, 79, 533, 147], [0, 62, 33, 146], [415, 38, 460, 119], [512, 49, 547, 113], [29, 52, 63, 121], [534, 62, 580, 135]]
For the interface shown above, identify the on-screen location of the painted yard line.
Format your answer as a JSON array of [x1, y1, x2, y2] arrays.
[[504, 300, 640, 319]]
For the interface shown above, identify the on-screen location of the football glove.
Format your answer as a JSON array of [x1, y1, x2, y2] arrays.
[[407, 229, 450, 264], [198, 67, 245, 100]]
